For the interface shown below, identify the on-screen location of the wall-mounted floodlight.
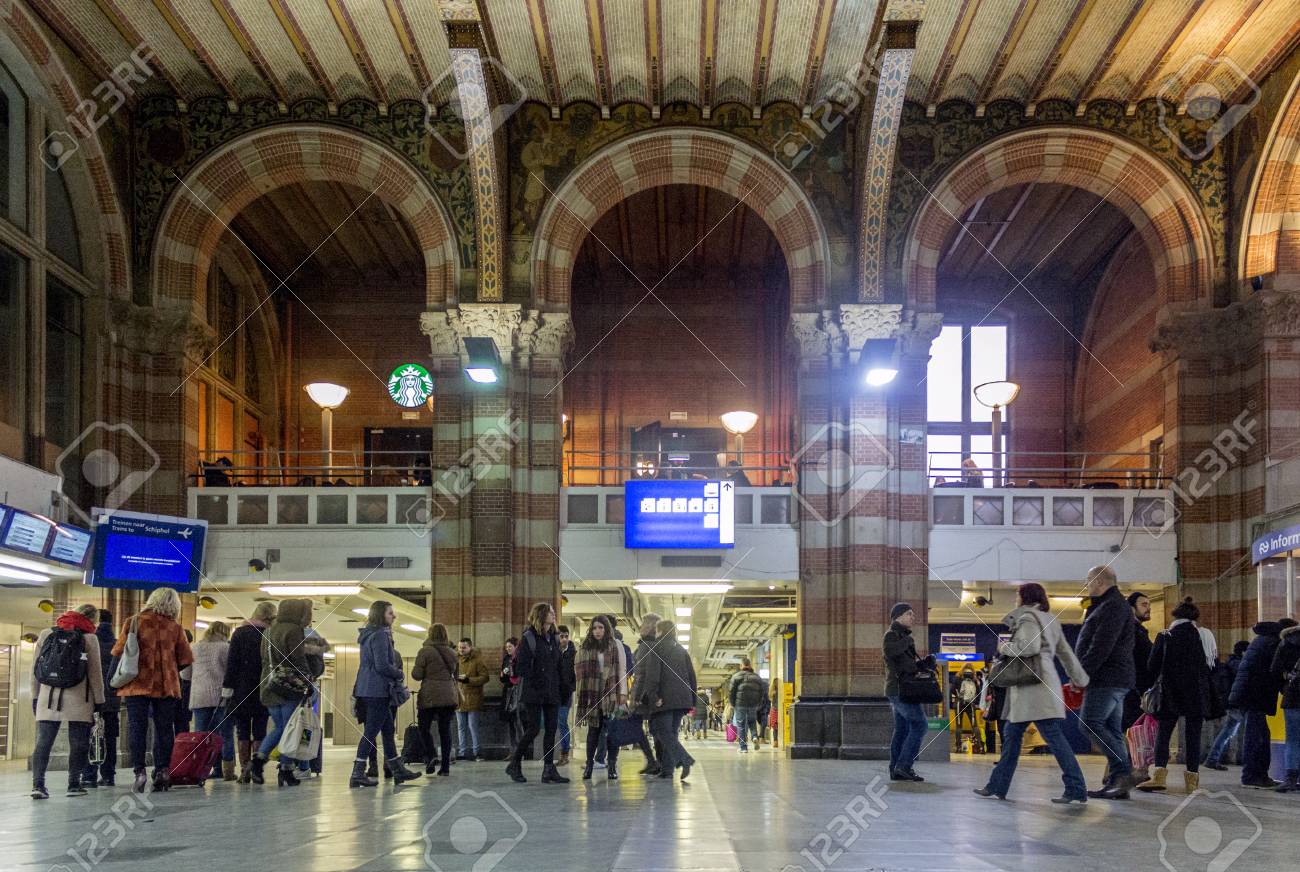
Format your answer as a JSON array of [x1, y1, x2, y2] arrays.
[[861, 338, 899, 387], [463, 337, 501, 384]]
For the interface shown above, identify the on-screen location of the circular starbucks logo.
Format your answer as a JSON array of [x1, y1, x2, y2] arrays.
[[388, 363, 434, 408]]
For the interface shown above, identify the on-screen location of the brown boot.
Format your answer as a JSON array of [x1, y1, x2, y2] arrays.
[[238, 740, 253, 783], [222, 760, 238, 782]]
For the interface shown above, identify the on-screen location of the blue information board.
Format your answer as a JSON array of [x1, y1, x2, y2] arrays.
[[1252, 523, 1300, 564], [88, 510, 208, 593], [624, 479, 735, 549]]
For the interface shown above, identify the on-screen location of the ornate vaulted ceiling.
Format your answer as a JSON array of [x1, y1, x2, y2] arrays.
[[29, 0, 1300, 113]]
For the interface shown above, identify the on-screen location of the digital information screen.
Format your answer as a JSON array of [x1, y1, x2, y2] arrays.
[[624, 479, 734, 549], [46, 524, 93, 567], [88, 511, 207, 593], [2, 509, 54, 556]]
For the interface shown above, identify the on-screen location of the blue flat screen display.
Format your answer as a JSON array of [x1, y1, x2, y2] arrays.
[[2, 509, 53, 556], [88, 511, 207, 593], [46, 524, 93, 566], [624, 479, 735, 549]]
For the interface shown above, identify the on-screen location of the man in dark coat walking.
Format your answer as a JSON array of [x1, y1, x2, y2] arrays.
[[1075, 566, 1136, 799], [1229, 618, 1298, 787], [1123, 592, 1155, 731], [82, 610, 119, 787]]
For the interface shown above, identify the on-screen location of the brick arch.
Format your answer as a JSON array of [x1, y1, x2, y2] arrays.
[[151, 125, 457, 307], [904, 128, 1215, 310], [1, 4, 131, 299], [1241, 72, 1300, 287], [531, 129, 829, 308]]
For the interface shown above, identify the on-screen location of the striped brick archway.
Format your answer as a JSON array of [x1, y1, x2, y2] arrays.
[[530, 129, 830, 309], [904, 127, 1216, 310], [150, 124, 458, 308], [2, 3, 131, 299], [1241, 72, 1300, 288]]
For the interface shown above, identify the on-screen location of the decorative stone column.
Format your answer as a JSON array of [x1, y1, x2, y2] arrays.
[[788, 303, 942, 759], [1150, 291, 1300, 637], [420, 304, 573, 757]]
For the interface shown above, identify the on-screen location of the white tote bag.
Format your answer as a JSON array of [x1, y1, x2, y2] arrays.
[[109, 616, 140, 689], [278, 701, 321, 760]]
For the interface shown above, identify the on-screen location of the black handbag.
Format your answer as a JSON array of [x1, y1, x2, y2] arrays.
[[1141, 676, 1164, 715], [401, 702, 428, 763], [898, 668, 943, 704], [266, 663, 311, 700], [503, 682, 522, 714]]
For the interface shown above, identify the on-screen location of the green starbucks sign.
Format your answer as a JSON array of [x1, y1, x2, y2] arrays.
[[388, 363, 433, 408]]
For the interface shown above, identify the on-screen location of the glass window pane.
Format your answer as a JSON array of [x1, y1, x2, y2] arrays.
[[735, 493, 754, 524], [0, 246, 23, 425], [973, 496, 1004, 525], [316, 494, 348, 524], [605, 493, 623, 523], [1012, 496, 1043, 525], [1053, 497, 1084, 526], [276, 494, 308, 525], [933, 495, 964, 525], [236, 494, 268, 525], [356, 494, 388, 524], [926, 326, 963, 422], [567, 493, 598, 523], [927, 434, 962, 484], [195, 494, 228, 525], [1092, 497, 1124, 527], [970, 325, 1007, 422], [45, 278, 82, 446], [216, 394, 236, 453], [760, 494, 789, 525], [0, 65, 28, 227], [45, 162, 82, 271], [971, 434, 995, 484]]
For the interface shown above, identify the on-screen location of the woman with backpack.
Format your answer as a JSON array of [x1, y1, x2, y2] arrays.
[[574, 615, 627, 780], [1137, 598, 1216, 793], [31, 604, 106, 799], [111, 587, 193, 793], [973, 583, 1090, 803], [1270, 623, 1300, 792], [189, 621, 236, 782], [350, 601, 421, 788], [506, 603, 568, 785], [412, 623, 459, 776]]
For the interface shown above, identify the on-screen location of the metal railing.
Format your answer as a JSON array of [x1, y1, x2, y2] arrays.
[[927, 450, 1165, 489], [193, 449, 442, 487], [563, 448, 790, 487]]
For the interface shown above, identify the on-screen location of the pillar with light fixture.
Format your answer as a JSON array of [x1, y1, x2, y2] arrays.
[[786, 302, 942, 760], [304, 382, 349, 481], [422, 303, 575, 758], [972, 380, 1019, 487]]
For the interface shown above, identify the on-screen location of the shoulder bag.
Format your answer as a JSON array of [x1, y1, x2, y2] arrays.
[[278, 699, 321, 760], [988, 613, 1049, 689], [263, 635, 311, 700], [1140, 631, 1169, 715], [110, 616, 140, 689]]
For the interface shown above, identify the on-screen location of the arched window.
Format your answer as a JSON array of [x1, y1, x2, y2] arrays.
[[0, 60, 27, 227], [45, 158, 82, 271]]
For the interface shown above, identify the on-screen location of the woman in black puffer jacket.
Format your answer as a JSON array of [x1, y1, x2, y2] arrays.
[[1138, 598, 1214, 794], [1270, 625, 1300, 792]]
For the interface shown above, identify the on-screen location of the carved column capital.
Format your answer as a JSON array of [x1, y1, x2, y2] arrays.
[[109, 299, 215, 360], [423, 305, 573, 361], [1149, 293, 1300, 359], [789, 305, 935, 365], [518, 310, 575, 358]]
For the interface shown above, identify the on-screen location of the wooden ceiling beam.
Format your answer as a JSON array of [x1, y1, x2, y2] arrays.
[[984, 183, 1034, 257], [26, 1, 119, 93], [208, 0, 291, 106], [1075, 0, 1154, 114], [292, 185, 370, 276], [384, 0, 431, 94], [975, 0, 1039, 112], [525, 0, 564, 117], [152, 0, 240, 103], [1024, 0, 1096, 113], [257, 191, 336, 277], [797, 0, 838, 115], [645, 0, 664, 117], [583, 0, 614, 118], [267, 0, 342, 106], [324, 0, 389, 107], [749, 0, 777, 118], [941, 196, 985, 265], [1123, 0, 1217, 110], [699, 0, 719, 118], [1180, 0, 1273, 107], [923, 0, 979, 110], [86, 0, 191, 99], [1233, 9, 1300, 106]]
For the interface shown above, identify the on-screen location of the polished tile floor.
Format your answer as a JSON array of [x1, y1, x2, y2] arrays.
[[2, 739, 1296, 872]]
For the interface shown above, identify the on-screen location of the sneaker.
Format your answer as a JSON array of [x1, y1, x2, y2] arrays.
[[475, 756, 485, 763], [83, 780, 99, 789], [1205, 762, 1228, 771], [1051, 794, 1088, 805], [593, 761, 607, 770], [739, 747, 748, 753], [1243, 776, 1281, 789], [31, 786, 48, 800], [66, 785, 88, 797]]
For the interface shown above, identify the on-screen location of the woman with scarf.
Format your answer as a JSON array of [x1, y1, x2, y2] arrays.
[[575, 615, 628, 781], [31, 604, 106, 799]]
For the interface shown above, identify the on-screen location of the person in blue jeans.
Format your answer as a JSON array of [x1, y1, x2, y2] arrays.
[[1205, 640, 1250, 770], [254, 598, 316, 787], [1228, 618, 1296, 787], [883, 602, 932, 782], [974, 583, 1090, 803], [1271, 624, 1300, 791], [728, 657, 768, 753], [350, 602, 422, 788], [1074, 566, 1136, 799]]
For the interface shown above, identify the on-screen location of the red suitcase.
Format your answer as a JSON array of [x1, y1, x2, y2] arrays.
[[169, 731, 223, 786]]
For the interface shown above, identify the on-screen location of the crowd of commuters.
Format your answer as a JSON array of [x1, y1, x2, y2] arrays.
[[885, 565, 1300, 800]]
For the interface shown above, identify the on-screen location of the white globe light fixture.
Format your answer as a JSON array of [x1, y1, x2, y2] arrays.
[[972, 380, 1020, 486], [305, 382, 349, 480], [720, 410, 758, 465]]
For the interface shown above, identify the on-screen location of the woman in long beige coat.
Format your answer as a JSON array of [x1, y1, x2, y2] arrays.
[[31, 604, 106, 799], [974, 582, 1090, 804]]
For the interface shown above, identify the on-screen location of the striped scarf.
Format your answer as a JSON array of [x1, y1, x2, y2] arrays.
[[574, 642, 627, 722]]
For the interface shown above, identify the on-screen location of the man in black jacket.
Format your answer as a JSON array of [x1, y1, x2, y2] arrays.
[[1123, 592, 1154, 731], [556, 625, 576, 766], [1228, 618, 1298, 787], [883, 603, 932, 782], [1075, 566, 1136, 799], [82, 610, 119, 787]]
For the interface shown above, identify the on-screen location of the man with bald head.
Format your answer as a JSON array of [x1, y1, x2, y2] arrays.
[[1075, 565, 1137, 799]]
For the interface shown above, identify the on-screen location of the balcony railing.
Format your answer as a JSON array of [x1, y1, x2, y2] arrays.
[[928, 450, 1165, 489], [189, 485, 433, 528], [561, 485, 795, 527], [930, 487, 1174, 531]]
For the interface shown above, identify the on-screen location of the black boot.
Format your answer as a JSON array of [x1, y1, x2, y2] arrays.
[[506, 758, 526, 783], [582, 750, 594, 780], [607, 759, 619, 781], [277, 767, 301, 787], [387, 756, 422, 784], [1276, 771, 1300, 793], [249, 754, 266, 785], [349, 759, 378, 788], [542, 763, 570, 784]]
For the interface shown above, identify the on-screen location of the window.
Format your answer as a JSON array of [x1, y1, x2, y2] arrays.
[[197, 382, 210, 456], [215, 269, 237, 382], [0, 247, 22, 425], [45, 277, 82, 446], [0, 61, 27, 228], [216, 393, 236, 455], [45, 161, 82, 271], [926, 323, 1009, 484], [244, 330, 259, 399]]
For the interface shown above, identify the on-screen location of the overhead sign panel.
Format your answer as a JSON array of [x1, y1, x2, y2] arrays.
[[624, 479, 735, 549], [88, 510, 208, 593]]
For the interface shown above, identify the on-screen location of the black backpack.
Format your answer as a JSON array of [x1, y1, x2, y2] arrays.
[[34, 628, 89, 710]]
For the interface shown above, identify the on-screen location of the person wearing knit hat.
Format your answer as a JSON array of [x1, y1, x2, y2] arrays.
[[883, 602, 931, 782]]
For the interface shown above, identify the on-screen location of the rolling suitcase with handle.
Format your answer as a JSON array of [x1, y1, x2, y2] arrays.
[[169, 731, 223, 786]]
